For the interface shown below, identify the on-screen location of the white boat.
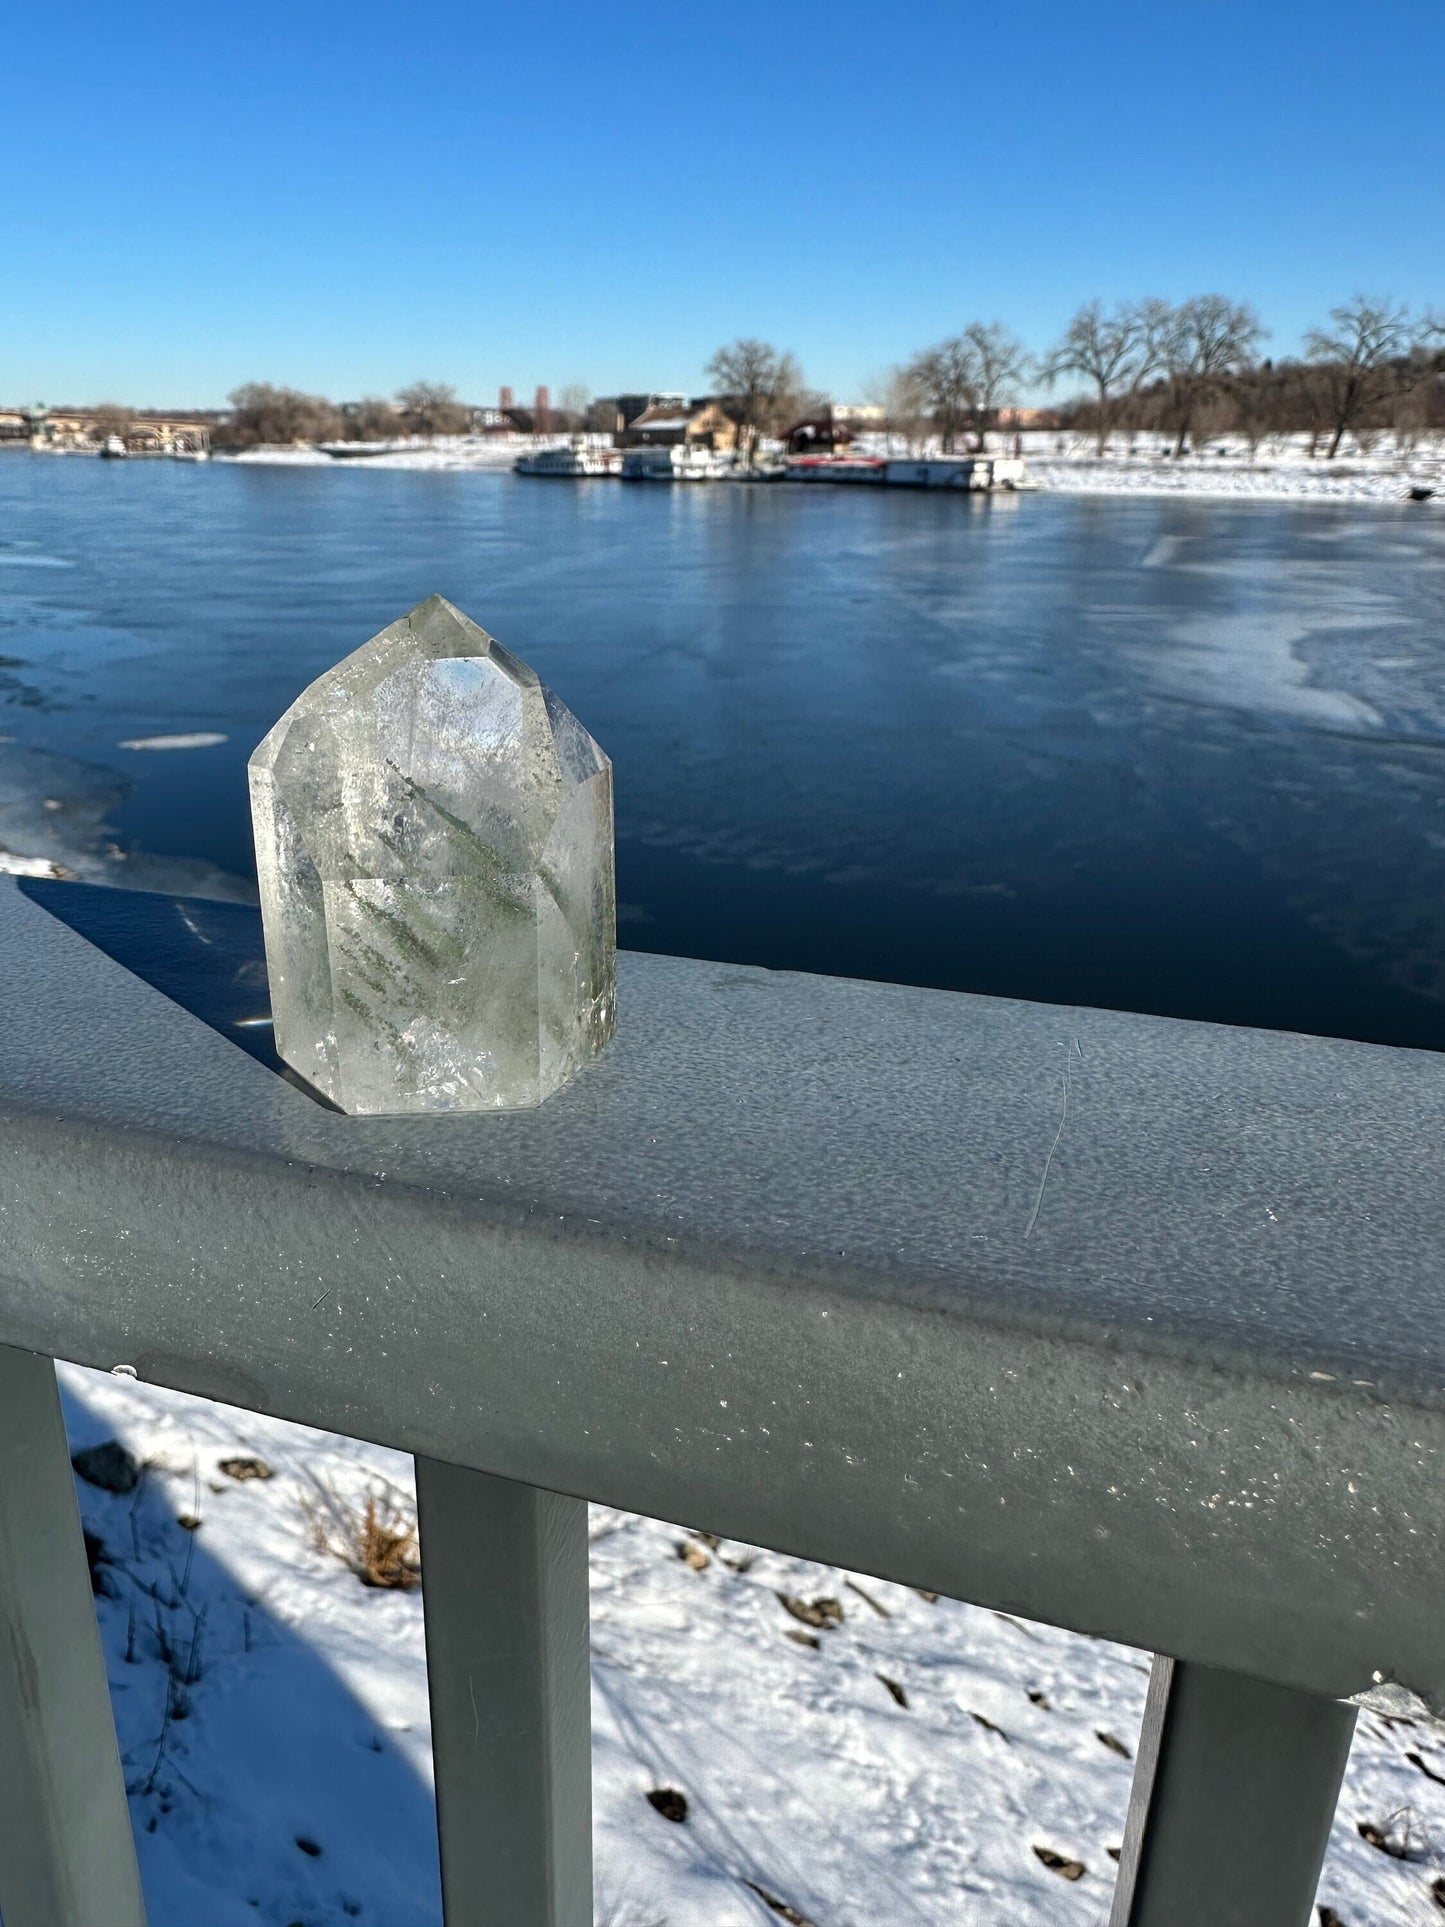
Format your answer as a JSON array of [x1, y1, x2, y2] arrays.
[[619, 446, 727, 482], [514, 443, 620, 478], [883, 455, 1029, 490], [98, 435, 128, 460]]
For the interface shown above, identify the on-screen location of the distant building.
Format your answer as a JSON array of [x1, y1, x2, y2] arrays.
[[784, 407, 857, 455], [0, 409, 30, 443], [831, 403, 886, 426], [484, 386, 559, 435], [601, 393, 688, 439], [996, 407, 1059, 429], [467, 405, 518, 434], [623, 400, 738, 452]]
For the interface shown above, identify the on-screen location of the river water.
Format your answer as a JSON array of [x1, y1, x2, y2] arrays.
[[2, 454, 1443, 1050]]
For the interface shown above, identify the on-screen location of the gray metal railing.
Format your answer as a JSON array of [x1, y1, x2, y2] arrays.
[[1, 871, 1442, 1926]]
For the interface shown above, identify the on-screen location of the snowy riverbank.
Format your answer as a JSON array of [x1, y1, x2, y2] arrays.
[[221, 430, 1445, 505], [224, 435, 563, 472], [1021, 431, 1443, 506], [61, 1365, 1445, 1926], [917, 429, 1443, 506]]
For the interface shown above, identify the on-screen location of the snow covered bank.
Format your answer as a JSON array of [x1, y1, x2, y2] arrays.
[[222, 429, 1445, 505], [1030, 457, 1435, 505], [1017, 429, 1443, 506], [60, 1367, 1445, 1926], [224, 436, 562, 473]]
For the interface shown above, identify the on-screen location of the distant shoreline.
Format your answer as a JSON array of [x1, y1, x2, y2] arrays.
[[216, 431, 1441, 507], [8, 432, 1436, 507]]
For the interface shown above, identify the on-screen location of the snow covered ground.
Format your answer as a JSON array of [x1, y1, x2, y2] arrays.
[[58, 1364, 1445, 1927], [1018, 430, 1444, 506], [225, 436, 571, 473], [221, 430, 1445, 505]]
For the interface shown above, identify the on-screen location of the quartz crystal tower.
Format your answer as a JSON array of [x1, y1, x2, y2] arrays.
[[249, 596, 615, 1114]]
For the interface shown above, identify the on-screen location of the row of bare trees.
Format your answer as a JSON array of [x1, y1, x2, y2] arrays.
[[222, 381, 475, 449], [896, 324, 1032, 454], [1042, 296, 1442, 458], [224, 348, 820, 459], [703, 300, 1442, 464], [221, 381, 611, 448], [215, 300, 1444, 458], [1043, 298, 1262, 456], [886, 297, 1443, 459]]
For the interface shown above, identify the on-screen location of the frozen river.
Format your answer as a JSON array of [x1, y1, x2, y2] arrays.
[[2, 453, 1443, 1049]]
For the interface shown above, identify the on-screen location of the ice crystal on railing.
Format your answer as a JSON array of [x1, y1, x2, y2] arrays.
[[249, 595, 615, 1114]]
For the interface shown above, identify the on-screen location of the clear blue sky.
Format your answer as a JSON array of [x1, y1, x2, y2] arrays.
[[4, 0, 1441, 407]]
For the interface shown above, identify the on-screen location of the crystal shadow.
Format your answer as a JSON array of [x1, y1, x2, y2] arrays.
[[18, 878, 285, 1081]]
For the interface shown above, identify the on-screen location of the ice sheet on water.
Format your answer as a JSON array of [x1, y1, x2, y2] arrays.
[[1138, 606, 1390, 731], [118, 733, 229, 751]]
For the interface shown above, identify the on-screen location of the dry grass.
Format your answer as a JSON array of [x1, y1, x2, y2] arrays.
[[301, 1473, 421, 1590], [1355, 1805, 1432, 1863]]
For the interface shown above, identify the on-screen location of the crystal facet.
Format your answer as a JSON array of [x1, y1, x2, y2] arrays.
[[248, 595, 615, 1114]]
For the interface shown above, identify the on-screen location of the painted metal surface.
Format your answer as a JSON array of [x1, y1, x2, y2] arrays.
[[1108, 1656, 1357, 1926], [0, 1344, 147, 1927], [1, 877, 1443, 1710], [415, 1461, 592, 1927]]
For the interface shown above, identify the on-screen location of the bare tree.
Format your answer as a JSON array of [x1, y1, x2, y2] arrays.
[[1304, 297, 1419, 458], [1390, 378, 1432, 455], [962, 323, 1030, 449], [1276, 360, 1336, 458], [224, 384, 341, 449], [87, 403, 134, 445], [905, 325, 1031, 453], [883, 369, 929, 453], [862, 367, 927, 451], [903, 338, 977, 453], [1042, 300, 1163, 454], [1160, 297, 1265, 455], [395, 381, 469, 440], [347, 396, 401, 442], [791, 386, 834, 421], [1227, 360, 1293, 458], [548, 384, 591, 433], [706, 339, 803, 462]]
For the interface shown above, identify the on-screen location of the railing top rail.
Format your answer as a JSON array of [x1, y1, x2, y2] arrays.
[[2, 876, 1444, 1711]]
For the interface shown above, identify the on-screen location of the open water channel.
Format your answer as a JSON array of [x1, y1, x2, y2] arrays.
[[1, 454, 1443, 1049]]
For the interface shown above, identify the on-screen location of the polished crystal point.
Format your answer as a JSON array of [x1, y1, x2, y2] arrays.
[[249, 595, 615, 1114]]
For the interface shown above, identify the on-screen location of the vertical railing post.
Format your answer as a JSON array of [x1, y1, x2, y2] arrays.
[[1109, 1654, 1357, 1927], [415, 1458, 592, 1927], [0, 1344, 146, 1927]]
